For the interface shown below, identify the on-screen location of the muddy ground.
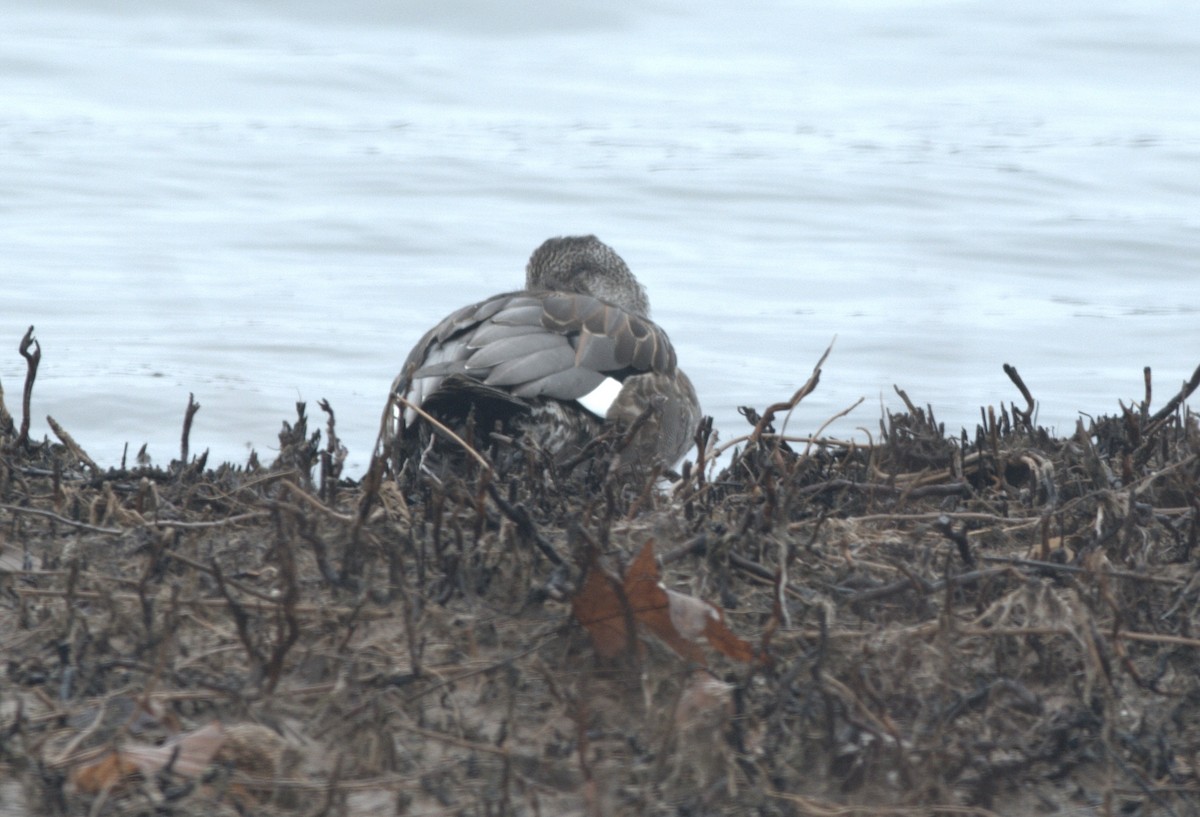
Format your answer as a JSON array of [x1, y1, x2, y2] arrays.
[[2, 347, 1199, 816]]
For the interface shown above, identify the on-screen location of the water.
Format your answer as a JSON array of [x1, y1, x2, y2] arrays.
[[2, 0, 1198, 476]]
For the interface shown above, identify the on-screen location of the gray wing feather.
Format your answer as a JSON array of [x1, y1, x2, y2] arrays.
[[512, 367, 606, 400], [467, 320, 545, 347], [434, 297, 510, 343], [412, 360, 466, 379], [484, 346, 576, 387], [572, 331, 621, 372], [489, 302, 546, 328], [465, 332, 565, 371], [411, 335, 474, 380]]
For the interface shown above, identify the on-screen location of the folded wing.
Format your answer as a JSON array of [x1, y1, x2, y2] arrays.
[[391, 291, 680, 431]]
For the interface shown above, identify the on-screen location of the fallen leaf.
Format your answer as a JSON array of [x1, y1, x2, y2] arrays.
[[571, 549, 634, 658], [572, 540, 758, 665], [70, 752, 140, 794], [68, 721, 227, 794], [702, 606, 758, 663], [122, 721, 226, 778], [623, 540, 706, 664], [664, 587, 713, 642]]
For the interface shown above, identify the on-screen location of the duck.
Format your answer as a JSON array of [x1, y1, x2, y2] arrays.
[[379, 235, 700, 480]]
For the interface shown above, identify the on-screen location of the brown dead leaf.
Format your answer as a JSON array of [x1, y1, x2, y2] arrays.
[[571, 548, 634, 658], [572, 540, 758, 665], [663, 587, 713, 642], [69, 721, 227, 795], [623, 540, 707, 664], [702, 606, 758, 663], [70, 751, 141, 794], [124, 721, 226, 778]]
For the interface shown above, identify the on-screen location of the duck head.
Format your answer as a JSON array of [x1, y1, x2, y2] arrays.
[[525, 235, 650, 317]]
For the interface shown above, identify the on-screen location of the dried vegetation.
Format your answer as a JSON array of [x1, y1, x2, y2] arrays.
[[2, 327, 1200, 817]]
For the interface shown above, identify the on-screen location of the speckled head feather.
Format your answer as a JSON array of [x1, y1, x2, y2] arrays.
[[525, 235, 650, 318]]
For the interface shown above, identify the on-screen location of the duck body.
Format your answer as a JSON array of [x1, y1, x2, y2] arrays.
[[381, 236, 700, 479]]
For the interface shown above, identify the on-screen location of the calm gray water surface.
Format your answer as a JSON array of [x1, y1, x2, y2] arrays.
[[3, 0, 1198, 475]]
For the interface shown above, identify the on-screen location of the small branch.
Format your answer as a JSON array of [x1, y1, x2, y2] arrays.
[[14, 585, 395, 619], [46, 416, 100, 473], [935, 515, 976, 568], [612, 400, 658, 459], [894, 385, 920, 415], [17, 326, 40, 447], [353, 450, 388, 533], [979, 555, 1184, 586], [395, 394, 492, 472], [660, 532, 709, 565], [803, 397, 866, 458], [180, 393, 200, 465], [0, 502, 122, 535], [149, 511, 271, 530], [692, 415, 712, 488], [1148, 361, 1200, 426], [484, 481, 563, 566], [0, 370, 13, 437], [748, 340, 833, 445], [262, 508, 301, 694], [844, 567, 1011, 604], [954, 625, 1200, 651], [1003, 363, 1035, 428], [279, 479, 356, 523], [708, 432, 865, 463], [211, 558, 264, 671], [318, 398, 344, 504]]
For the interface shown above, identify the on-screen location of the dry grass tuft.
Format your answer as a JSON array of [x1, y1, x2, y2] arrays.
[[2, 345, 1199, 816]]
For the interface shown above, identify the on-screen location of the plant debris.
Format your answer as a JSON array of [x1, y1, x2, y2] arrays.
[[2, 328, 1199, 816], [572, 539, 758, 665]]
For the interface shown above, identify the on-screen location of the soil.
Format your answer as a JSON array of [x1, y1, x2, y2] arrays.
[[2, 357, 1200, 817]]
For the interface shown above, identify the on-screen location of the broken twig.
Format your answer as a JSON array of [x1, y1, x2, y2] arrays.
[[17, 326, 40, 448]]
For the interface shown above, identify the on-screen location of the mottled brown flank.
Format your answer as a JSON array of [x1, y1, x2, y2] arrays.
[[2, 358, 1200, 816]]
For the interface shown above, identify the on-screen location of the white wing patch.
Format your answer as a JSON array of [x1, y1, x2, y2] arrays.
[[576, 376, 623, 418]]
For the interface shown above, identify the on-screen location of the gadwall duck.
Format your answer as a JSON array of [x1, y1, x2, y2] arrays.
[[380, 235, 700, 479]]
